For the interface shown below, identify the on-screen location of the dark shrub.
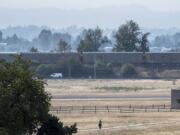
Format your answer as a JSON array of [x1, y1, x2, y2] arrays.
[[120, 64, 137, 77]]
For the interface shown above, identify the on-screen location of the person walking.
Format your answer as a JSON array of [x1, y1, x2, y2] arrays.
[[98, 120, 102, 130]]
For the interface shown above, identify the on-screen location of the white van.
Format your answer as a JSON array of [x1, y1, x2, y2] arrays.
[[50, 73, 63, 78]]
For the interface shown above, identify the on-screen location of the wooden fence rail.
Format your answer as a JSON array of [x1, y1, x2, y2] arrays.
[[50, 104, 178, 114]]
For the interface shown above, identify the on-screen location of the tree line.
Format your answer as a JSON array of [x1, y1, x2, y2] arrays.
[[0, 20, 150, 53]]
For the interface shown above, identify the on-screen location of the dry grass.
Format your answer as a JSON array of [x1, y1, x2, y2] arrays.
[[46, 79, 180, 135], [53, 112, 180, 135], [45, 79, 180, 95], [46, 79, 177, 107]]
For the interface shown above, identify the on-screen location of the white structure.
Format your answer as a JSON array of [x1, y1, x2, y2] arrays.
[[50, 73, 63, 78]]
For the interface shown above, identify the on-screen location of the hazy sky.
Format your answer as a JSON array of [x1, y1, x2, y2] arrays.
[[1, 0, 180, 12], [0, 0, 179, 28]]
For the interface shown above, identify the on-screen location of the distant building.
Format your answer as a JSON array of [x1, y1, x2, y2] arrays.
[[171, 89, 180, 109]]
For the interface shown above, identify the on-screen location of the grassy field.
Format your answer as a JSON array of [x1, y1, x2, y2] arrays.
[[54, 112, 180, 135], [46, 79, 178, 94], [46, 79, 180, 135], [46, 79, 178, 107]]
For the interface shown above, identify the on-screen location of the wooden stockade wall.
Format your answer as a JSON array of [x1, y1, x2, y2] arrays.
[[50, 104, 178, 114], [3, 52, 180, 65]]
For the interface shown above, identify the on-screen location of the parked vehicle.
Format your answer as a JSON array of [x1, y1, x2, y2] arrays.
[[50, 73, 63, 78]]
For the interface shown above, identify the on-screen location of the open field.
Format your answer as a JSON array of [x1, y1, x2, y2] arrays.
[[46, 79, 178, 94], [46, 79, 179, 107], [46, 79, 180, 135], [54, 112, 180, 135]]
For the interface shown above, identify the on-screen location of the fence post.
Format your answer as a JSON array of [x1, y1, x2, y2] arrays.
[[59, 106, 61, 114], [82, 106, 84, 113], [107, 106, 109, 112], [145, 107, 147, 112], [95, 106, 96, 113], [118, 106, 120, 112], [69, 106, 71, 113]]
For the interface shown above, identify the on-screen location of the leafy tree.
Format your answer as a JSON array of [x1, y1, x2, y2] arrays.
[[52, 33, 71, 47], [113, 20, 150, 52], [113, 20, 140, 52], [30, 47, 39, 52], [37, 115, 77, 135], [4, 34, 30, 48], [0, 56, 51, 135], [153, 35, 172, 48], [138, 33, 150, 53], [152, 32, 180, 49], [173, 33, 180, 47], [5, 34, 19, 45], [38, 29, 52, 49], [0, 127, 8, 135], [12, 34, 19, 44], [57, 39, 71, 53], [0, 31, 2, 42], [77, 27, 107, 52]]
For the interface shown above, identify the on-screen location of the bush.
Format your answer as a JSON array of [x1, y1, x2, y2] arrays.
[[120, 64, 137, 77], [37, 115, 77, 135], [0, 128, 8, 135]]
